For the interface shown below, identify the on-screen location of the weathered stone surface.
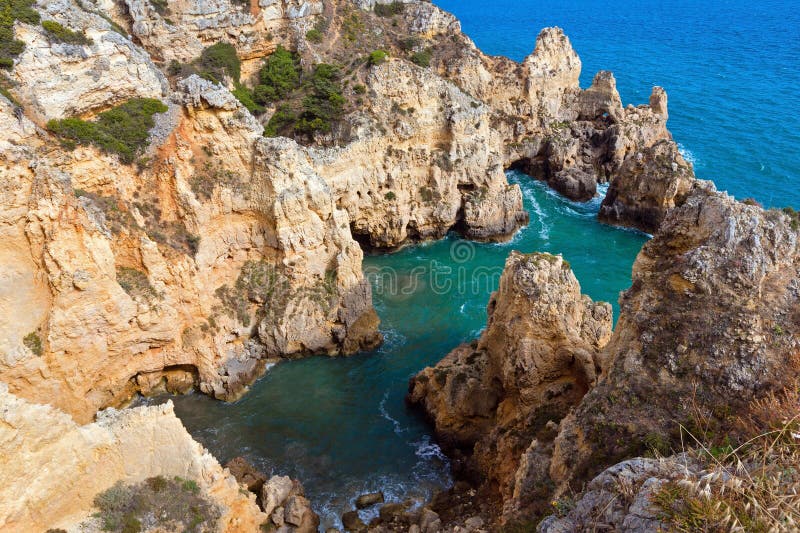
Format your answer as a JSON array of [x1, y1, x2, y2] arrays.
[[412, 185, 800, 525], [12, 0, 166, 121], [599, 139, 696, 233], [342, 510, 367, 532], [408, 251, 612, 515], [550, 185, 800, 492], [538, 456, 698, 533], [225, 456, 267, 493], [0, 384, 265, 532], [355, 491, 385, 509], [261, 476, 294, 517]]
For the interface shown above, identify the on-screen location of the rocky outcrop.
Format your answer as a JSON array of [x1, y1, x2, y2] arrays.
[[12, 0, 167, 121], [123, 0, 323, 77], [538, 455, 699, 533], [0, 72, 379, 421], [408, 251, 613, 515], [0, 383, 266, 532], [260, 476, 320, 532], [313, 59, 528, 248], [549, 185, 800, 491], [411, 185, 800, 525], [599, 139, 695, 233]]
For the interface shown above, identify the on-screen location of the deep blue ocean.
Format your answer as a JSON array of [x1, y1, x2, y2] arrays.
[[168, 2, 800, 527]]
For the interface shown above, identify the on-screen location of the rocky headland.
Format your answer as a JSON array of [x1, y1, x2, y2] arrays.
[[0, 0, 777, 530], [409, 179, 800, 529]]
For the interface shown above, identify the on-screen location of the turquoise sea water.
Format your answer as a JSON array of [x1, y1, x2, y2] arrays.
[[170, 1, 800, 527]]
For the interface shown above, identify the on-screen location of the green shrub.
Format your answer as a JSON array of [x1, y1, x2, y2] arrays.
[[374, 1, 404, 17], [23, 331, 42, 356], [0, 71, 16, 103], [410, 48, 432, 67], [41, 20, 92, 45], [0, 0, 41, 69], [353, 83, 366, 94], [232, 84, 263, 114], [305, 28, 323, 43], [264, 104, 296, 137], [384, 191, 396, 201], [254, 45, 301, 103], [295, 63, 344, 136], [116, 266, 160, 301], [368, 49, 388, 66], [342, 10, 364, 42], [47, 98, 167, 163], [399, 36, 421, 51], [197, 42, 240, 84]]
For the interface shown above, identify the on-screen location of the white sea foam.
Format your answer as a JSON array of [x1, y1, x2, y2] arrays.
[[379, 390, 408, 435], [678, 143, 697, 165]]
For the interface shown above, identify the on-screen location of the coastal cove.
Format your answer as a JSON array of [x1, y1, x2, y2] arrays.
[[2, 0, 799, 529], [168, 172, 648, 527], [166, 0, 800, 527]]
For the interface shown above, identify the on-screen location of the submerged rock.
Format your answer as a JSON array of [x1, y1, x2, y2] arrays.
[[355, 491, 385, 509]]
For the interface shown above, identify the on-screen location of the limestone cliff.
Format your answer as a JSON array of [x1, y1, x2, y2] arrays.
[[410, 185, 800, 525], [0, 0, 688, 427], [0, 383, 266, 532], [408, 251, 612, 516]]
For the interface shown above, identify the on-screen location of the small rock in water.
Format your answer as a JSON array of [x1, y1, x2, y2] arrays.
[[355, 491, 385, 509], [378, 501, 412, 523], [342, 510, 367, 532], [261, 475, 294, 516], [419, 508, 440, 531], [224, 456, 267, 494]]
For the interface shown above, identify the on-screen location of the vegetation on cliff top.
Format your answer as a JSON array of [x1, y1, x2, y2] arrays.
[[263, 61, 346, 140], [0, 0, 40, 69], [41, 19, 92, 45], [93, 476, 219, 533], [47, 98, 167, 163]]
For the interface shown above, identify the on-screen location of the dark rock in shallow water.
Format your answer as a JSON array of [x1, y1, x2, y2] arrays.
[[342, 510, 367, 532], [224, 456, 267, 494], [355, 491, 385, 509]]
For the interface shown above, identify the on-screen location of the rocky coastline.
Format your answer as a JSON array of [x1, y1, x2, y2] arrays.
[[1, 0, 794, 530]]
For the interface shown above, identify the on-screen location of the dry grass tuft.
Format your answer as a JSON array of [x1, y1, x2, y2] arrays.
[[652, 382, 800, 532]]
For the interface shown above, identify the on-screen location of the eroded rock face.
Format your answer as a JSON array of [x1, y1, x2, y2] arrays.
[[412, 186, 800, 525], [550, 186, 800, 491], [12, 0, 167, 121], [0, 383, 265, 532], [313, 60, 528, 248], [599, 139, 696, 233], [0, 0, 689, 426], [0, 73, 380, 421], [408, 251, 612, 514]]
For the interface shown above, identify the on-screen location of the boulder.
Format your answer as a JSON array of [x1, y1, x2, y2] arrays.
[[261, 476, 294, 517], [224, 456, 267, 494], [355, 492, 385, 509]]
